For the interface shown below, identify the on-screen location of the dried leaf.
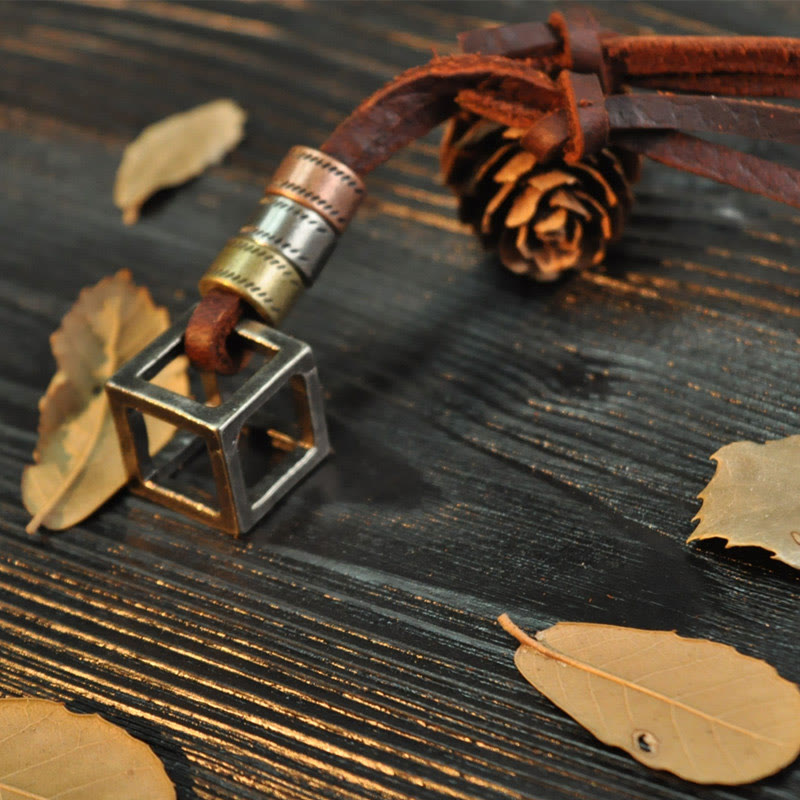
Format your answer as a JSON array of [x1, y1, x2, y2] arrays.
[[0, 697, 174, 799], [21, 270, 189, 533], [114, 98, 246, 224], [690, 435, 800, 569], [499, 614, 800, 785]]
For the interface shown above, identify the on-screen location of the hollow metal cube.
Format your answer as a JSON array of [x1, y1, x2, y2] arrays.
[[106, 310, 330, 535]]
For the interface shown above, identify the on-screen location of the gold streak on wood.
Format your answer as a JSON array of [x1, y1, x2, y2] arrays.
[[30, 23, 154, 62], [640, 272, 800, 318], [666, 258, 800, 298], [369, 199, 471, 235], [72, 0, 283, 40], [583, 273, 660, 300], [0, 35, 82, 66], [389, 184, 458, 209], [404, 4, 501, 31], [387, 30, 459, 55], [629, 2, 735, 34], [384, 156, 441, 179], [239, 0, 306, 7], [0, 103, 124, 148], [71, 0, 395, 77], [745, 228, 800, 247], [706, 246, 800, 277]]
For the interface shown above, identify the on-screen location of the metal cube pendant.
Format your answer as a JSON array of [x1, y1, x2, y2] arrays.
[[106, 310, 330, 535]]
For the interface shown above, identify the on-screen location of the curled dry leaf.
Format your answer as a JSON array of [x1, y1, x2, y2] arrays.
[[499, 614, 800, 785], [114, 98, 246, 224], [0, 697, 175, 799], [21, 270, 189, 533], [691, 435, 800, 569]]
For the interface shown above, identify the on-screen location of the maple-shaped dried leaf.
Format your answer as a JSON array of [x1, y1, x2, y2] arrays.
[[691, 435, 800, 569], [0, 697, 175, 799], [499, 614, 800, 785], [21, 270, 189, 532], [113, 98, 246, 224]]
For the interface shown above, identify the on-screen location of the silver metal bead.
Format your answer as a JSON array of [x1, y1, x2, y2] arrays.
[[240, 195, 338, 284]]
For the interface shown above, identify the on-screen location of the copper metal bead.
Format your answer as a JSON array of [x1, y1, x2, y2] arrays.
[[266, 145, 365, 233]]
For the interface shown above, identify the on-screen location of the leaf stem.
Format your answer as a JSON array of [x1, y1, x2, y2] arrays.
[[497, 613, 540, 649]]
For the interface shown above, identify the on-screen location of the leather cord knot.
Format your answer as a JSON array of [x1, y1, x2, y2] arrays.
[[460, 9, 616, 165], [548, 9, 613, 91], [521, 71, 609, 163]]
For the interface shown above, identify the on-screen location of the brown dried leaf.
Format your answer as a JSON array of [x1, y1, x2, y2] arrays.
[[690, 435, 800, 569], [21, 270, 189, 532], [0, 697, 174, 799], [500, 614, 800, 785], [114, 98, 246, 224]]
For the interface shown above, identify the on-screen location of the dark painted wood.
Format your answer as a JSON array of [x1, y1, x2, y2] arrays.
[[1, 2, 799, 798]]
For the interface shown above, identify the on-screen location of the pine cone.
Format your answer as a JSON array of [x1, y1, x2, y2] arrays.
[[441, 111, 641, 281]]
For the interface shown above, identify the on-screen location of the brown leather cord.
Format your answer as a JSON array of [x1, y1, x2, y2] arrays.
[[319, 54, 560, 176], [605, 36, 800, 80], [524, 88, 800, 160], [562, 71, 608, 162], [452, 88, 545, 129], [460, 18, 800, 86], [457, 21, 560, 60], [627, 73, 800, 100], [612, 93, 800, 146], [184, 288, 248, 375], [616, 130, 800, 212], [548, 9, 614, 90], [186, 9, 800, 374]]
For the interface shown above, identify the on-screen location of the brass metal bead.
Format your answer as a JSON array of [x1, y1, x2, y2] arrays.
[[198, 237, 305, 326]]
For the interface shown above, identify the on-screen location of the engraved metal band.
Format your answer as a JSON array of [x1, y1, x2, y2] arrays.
[[240, 195, 337, 284], [199, 238, 305, 326], [266, 145, 365, 233]]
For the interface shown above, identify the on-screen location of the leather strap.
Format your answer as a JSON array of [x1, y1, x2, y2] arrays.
[[616, 130, 800, 211], [457, 21, 559, 60], [549, 9, 613, 90], [320, 54, 559, 176], [607, 35, 800, 81], [523, 91, 800, 161], [184, 289, 247, 375]]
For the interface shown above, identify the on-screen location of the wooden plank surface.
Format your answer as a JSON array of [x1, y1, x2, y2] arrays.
[[1, 1, 799, 798]]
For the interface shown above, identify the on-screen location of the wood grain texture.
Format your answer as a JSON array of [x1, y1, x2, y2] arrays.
[[0, 2, 799, 798]]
